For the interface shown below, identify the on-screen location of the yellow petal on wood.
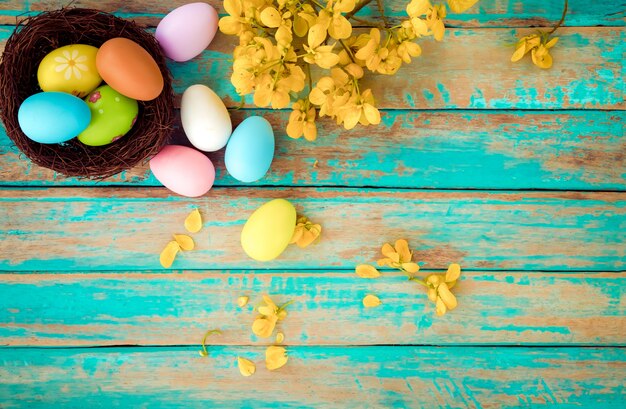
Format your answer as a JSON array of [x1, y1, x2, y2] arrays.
[[266, 346, 288, 370], [363, 294, 382, 308], [173, 234, 195, 251], [445, 263, 461, 282], [446, 0, 479, 13], [381, 243, 396, 259], [394, 239, 412, 262], [184, 209, 202, 233], [276, 332, 285, 344], [427, 288, 437, 302], [402, 262, 420, 274], [438, 282, 458, 310], [290, 226, 304, 244], [252, 316, 276, 338], [510, 44, 526, 62], [159, 241, 180, 268], [355, 264, 381, 278], [545, 37, 559, 49], [277, 309, 287, 321], [436, 296, 447, 316], [237, 357, 256, 377], [237, 296, 249, 307]]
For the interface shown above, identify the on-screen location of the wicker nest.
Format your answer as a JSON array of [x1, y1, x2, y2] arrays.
[[0, 8, 175, 179]]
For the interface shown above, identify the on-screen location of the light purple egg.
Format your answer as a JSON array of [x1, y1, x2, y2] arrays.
[[155, 2, 218, 62]]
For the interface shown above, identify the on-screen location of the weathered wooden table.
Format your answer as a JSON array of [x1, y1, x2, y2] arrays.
[[0, 1, 624, 407]]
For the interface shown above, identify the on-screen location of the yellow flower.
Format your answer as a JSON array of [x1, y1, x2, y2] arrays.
[[377, 238, 420, 273], [397, 40, 422, 64], [287, 100, 317, 141], [337, 89, 381, 130], [252, 295, 292, 338], [407, 0, 431, 17], [511, 33, 558, 69], [426, 5, 447, 41], [219, 0, 248, 35], [253, 72, 291, 109], [424, 263, 461, 316], [290, 215, 322, 246]]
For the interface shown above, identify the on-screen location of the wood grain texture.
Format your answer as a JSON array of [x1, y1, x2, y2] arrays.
[[1, 271, 624, 346], [0, 27, 623, 110], [0, 0, 624, 27], [1, 346, 625, 408], [0, 188, 624, 272], [1, 110, 624, 190]]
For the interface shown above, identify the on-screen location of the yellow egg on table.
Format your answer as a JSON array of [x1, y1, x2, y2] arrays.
[[37, 44, 102, 98], [241, 199, 297, 261]]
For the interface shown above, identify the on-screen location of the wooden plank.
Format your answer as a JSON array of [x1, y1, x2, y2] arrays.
[[0, 346, 624, 408], [1, 271, 623, 346], [0, 0, 624, 27], [1, 110, 624, 190], [1, 27, 623, 110], [0, 188, 624, 272]]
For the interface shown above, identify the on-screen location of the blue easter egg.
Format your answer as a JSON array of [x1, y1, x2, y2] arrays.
[[18, 92, 91, 144], [225, 116, 275, 182]]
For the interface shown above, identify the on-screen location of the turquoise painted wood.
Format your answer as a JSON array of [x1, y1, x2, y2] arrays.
[[0, 346, 624, 408], [0, 188, 624, 272], [1, 27, 623, 110], [1, 271, 623, 346], [0, 0, 624, 27], [1, 0, 625, 406], [1, 110, 624, 190]]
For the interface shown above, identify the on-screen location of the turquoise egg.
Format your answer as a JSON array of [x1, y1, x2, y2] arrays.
[[224, 116, 274, 182], [78, 85, 139, 146], [18, 92, 91, 144]]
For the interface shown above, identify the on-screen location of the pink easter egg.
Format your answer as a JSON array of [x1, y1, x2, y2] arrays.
[[149, 145, 215, 197], [155, 2, 219, 62]]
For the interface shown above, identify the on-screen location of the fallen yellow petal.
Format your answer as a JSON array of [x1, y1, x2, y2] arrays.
[[237, 357, 256, 377], [184, 208, 202, 233], [276, 332, 285, 343], [237, 296, 249, 307], [445, 263, 461, 282], [394, 239, 412, 262], [173, 234, 195, 251], [438, 282, 458, 310], [266, 346, 288, 370], [355, 264, 381, 278], [363, 294, 382, 308], [252, 316, 277, 338], [159, 241, 180, 268], [402, 262, 420, 274], [436, 296, 447, 316]]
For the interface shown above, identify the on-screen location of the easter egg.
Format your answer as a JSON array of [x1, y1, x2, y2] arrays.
[[18, 92, 91, 144], [78, 85, 139, 146], [241, 199, 296, 261], [96, 38, 164, 101], [149, 145, 215, 197], [181, 84, 232, 152], [224, 116, 274, 182], [155, 2, 219, 62], [37, 44, 102, 98]]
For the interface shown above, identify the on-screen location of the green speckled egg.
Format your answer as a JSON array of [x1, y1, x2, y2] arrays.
[[78, 85, 139, 146]]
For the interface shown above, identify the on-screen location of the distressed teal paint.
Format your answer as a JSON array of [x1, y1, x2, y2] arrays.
[[1, 110, 624, 190], [1, 27, 622, 110], [0, 189, 624, 271], [0, 347, 624, 408], [1, 271, 622, 345], [1, 0, 624, 27]]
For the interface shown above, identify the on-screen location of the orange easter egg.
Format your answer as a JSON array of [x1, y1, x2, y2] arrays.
[[96, 37, 164, 101]]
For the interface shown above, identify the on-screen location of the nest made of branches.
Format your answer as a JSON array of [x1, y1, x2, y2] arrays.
[[0, 7, 175, 179]]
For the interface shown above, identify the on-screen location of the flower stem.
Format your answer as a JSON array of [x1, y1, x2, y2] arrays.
[[548, 0, 568, 35], [375, 0, 388, 27], [199, 329, 221, 357], [339, 39, 356, 63], [408, 277, 428, 287], [346, 0, 374, 20]]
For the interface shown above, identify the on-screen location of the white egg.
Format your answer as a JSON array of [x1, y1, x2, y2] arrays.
[[180, 84, 232, 152]]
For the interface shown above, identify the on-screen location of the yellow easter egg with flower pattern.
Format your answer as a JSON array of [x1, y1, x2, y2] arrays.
[[37, 44, 102, 98]]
